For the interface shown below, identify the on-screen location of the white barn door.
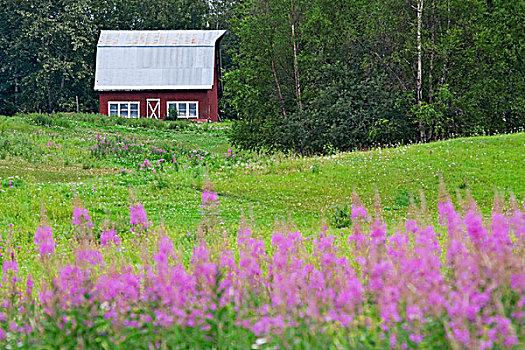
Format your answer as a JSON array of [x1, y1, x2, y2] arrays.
[[147, 99, 160, 119]]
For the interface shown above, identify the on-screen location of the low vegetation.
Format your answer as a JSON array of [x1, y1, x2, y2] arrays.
[[0, 113, 524, 348]]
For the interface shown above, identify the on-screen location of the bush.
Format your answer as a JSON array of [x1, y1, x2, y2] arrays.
[[33, 114, 53, 126], [165, 107, 178, 121], [330, 204, 352, 228], [230, 64, 416, 155]]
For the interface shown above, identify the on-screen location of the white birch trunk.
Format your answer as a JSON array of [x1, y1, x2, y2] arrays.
[[289, 0, 302, 110], [417, 0, 425, 141]]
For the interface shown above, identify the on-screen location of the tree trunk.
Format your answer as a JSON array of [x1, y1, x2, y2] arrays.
[[270, 41, 287, 118], [417, 0, 425, 141], [14, 77, 18, 108], [428, 0, 435, 104], [289, 0, 302, 110], [264, 0, 286, 118], [440, 0, 450, 87], [47, 86, 53, 113]]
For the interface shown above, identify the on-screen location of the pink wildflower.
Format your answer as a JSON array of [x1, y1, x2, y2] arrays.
[[34, 225, 55, 255], [76, 249, 103, 266], [130, 204, 152, 229], [201, 190, 218, 207], [100, 229, 121, 247], [72, 207, 93, 227], [351, 205, 368, 220]]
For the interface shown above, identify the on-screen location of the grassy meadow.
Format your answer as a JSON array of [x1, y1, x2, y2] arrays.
[[1, 113, 523, 234], [1, 112, 524, 273], [0, 113, 524, 348]]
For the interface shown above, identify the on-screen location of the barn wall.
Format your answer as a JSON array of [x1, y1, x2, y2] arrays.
[[98, 90, 219, 121]]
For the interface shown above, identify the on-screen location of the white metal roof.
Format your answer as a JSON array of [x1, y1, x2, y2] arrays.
[[94, 30, 227, 91]]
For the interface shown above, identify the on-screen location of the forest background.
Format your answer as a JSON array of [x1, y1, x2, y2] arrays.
[[0, 0, 523, 154]]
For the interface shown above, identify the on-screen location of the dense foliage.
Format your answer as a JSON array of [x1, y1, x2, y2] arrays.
[[1, 0, 523, 154], [227, 0, 525, 153], [0, 0, 213, 114], [0, 189, 524, 348]]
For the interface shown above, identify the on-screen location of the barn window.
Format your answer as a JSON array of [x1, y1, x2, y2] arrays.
[[167, 102, 198, 119], [108, 102, 140, 118]]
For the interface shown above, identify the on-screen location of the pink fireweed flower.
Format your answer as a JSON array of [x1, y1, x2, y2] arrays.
[[201, 190, 218, 208], [26, 275, 34, 297], [153, 235, 176, 264], [192, 240, 217, 286], [2, 260, 18, 276], [34, 225, 55, 255], [370, 220, 387, 245], [76, 249, 103, 266], [490, 212, 512, 251], [438, 201, 462, 239], [96, 271, 141, 305], [465, 210, 488, 247], [72, 207, 93, 227], [130, 204, 152, 229], [351, 205, 368, 220], [55, 265, 90, 307], [100, 229, 121, 247]]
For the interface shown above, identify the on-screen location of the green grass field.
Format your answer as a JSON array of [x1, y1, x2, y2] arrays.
[[1, 113, 523, 240], [0, 113, 524, 348]]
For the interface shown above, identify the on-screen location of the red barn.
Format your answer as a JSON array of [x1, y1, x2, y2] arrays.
[[94, 30, 226, 122]]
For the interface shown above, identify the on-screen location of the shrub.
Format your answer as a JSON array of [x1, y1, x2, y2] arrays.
[[33, 114, 53, 126], [165, 106, 178, 121], [230, 64, 416, 155]]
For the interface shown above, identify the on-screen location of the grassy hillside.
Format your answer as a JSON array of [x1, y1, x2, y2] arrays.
[[0, 113, 524, 348], [0, 113, 523, 239]]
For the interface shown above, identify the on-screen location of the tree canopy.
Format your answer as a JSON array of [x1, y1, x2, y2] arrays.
[[227, 0, 524, 153]]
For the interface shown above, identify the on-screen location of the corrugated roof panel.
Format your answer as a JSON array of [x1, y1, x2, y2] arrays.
[[94, 30, 225, 91]]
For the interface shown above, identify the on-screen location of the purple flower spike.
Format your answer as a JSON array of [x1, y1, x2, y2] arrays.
[[130, 204, 152, 229], [351, 205, 368, 220], [72, 207, 92, 227], [76, 249, 103, 266], [201, 190, 218, 208], [100, 229, 121, 247], [34, 225, 55, 256]]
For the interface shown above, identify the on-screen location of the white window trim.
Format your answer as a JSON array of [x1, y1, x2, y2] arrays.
[[108, 101, 140, 118], [167, 101, 199, 119]]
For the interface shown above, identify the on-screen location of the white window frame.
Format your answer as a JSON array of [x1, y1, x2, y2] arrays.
[[108, 101, 140, 118], [167, 101, 199, 119]]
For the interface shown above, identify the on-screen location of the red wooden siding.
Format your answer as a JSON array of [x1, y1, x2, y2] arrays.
[[99, 90, 218, 121]]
